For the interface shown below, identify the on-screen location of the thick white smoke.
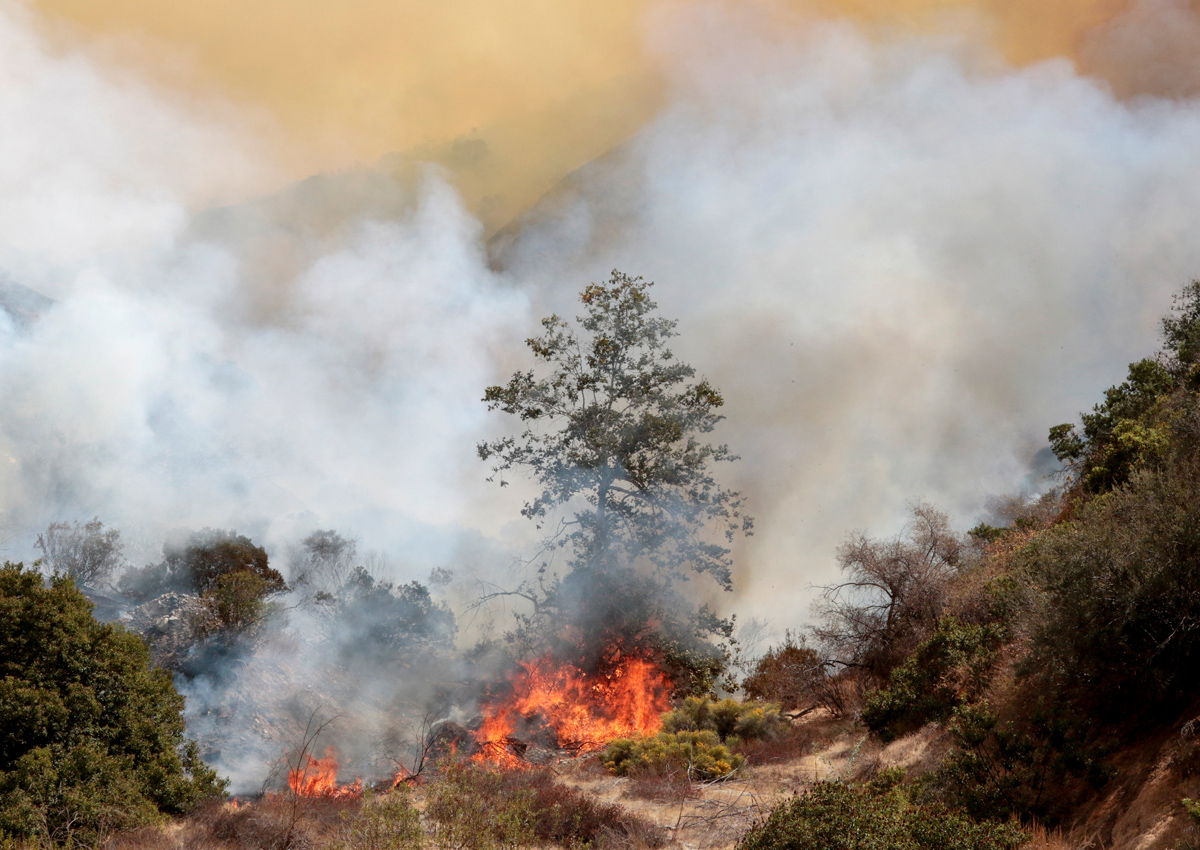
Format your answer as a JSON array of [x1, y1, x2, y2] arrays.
[[497, 2, 1200, 625], [0, 0, 529, 566], [7, 0, 1200, 786]]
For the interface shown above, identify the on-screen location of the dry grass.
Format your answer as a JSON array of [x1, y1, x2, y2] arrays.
[[623, 766, 701, 804], [1023, 822, 1085, 850], [106, 795, 364, 850], [735, 725, 814, 768]]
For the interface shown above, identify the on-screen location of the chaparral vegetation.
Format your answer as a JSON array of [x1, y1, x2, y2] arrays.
[[7, 276, 1200, 850]]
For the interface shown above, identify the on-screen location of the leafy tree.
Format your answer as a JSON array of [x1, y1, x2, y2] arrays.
[[1049, 280, 1200, 493], [120, 528, 285, 600], [291, 529, 359, 598], [195, 571, 278, 638], [35, 518, 124, 589], [477, 272, 751, 675], [1019, 441, 1200, 721], [1048, 357, 1173, 492], [1162, 279, 1200, 377], [861, 617, 1004, 742], [0, 562, 225, 845], [927, 701, 1108, 824]]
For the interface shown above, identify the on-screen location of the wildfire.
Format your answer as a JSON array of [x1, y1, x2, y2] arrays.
[[474, 654, 671, 764], [288, 746, 363, 797]]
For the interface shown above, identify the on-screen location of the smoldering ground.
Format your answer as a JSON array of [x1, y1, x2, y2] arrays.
[[6, 0, 1200, 789]]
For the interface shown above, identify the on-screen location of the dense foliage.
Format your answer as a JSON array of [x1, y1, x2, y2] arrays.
[[35, 518, 124, 589], [0, 563, 225, 845], [320, 567, 457, 665], [785, 281, 1200, 829], [120, 527, 286, 600], [737, 775, 1026, 850], [604, 729, 745, 780], [861, 618, 1004, 743], [742, 631, 825, 712]]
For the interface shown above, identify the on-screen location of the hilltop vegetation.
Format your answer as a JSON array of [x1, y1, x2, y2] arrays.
[[737, 280, 1200, 843]]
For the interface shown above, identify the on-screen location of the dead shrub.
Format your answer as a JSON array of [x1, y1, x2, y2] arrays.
[[732, 724, 813, 766], [181, 795, 360, 850], [623, 764, 700, 804], [102, 825, 179, 850], [498, 768, 664, 847]]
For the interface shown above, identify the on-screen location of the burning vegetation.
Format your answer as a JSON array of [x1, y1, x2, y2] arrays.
[[287, 747, 362, 799], [472, 653, 672, 764], [14, 280, 1200, 850]]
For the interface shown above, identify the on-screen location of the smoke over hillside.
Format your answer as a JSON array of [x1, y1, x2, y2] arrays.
[[5, 0, 1200, 787]]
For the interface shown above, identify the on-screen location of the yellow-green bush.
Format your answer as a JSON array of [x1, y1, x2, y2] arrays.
[[604, 730, 745, 781], [661, 696, 787, 743]]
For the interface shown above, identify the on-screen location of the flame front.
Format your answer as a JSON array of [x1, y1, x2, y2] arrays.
[[288, 746, 362, 797], [474, 654, 670, 763]]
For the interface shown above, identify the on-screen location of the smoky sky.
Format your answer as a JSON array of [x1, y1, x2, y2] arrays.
[[5, 0, 1200, 635]]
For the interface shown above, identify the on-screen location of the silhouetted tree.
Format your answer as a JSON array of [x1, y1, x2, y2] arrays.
[[478, 272, 751, 685]]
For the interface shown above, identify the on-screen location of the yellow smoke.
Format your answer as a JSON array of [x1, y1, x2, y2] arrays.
[[803, 0, 1128, 63], [32, 0, 664, 229], [28, 0, 1163, 229]]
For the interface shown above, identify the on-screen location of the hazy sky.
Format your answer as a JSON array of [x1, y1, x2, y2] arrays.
[[5, 0, 1200, 634]]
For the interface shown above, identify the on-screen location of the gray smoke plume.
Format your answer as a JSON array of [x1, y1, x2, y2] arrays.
[[6, 0, 1200, 788]]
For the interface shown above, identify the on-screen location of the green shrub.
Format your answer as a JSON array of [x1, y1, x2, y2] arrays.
[[424, 763, 534, 850], [120, 528, 285, 600], [332, 791, 423, 850], [661, 696, 788, 743], [0, 563, 225, 846], [1018, 444, 1200, 722], [196, 570, 277, 637], [737, 777, 1026, 850], [924, 701, 1109, 824], [604, 730, 744, 780], [861, 618, 1004, 742]]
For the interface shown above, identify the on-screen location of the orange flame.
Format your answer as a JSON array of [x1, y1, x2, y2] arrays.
[[474, 654, 670, 764], [288, 746, 363, 797]]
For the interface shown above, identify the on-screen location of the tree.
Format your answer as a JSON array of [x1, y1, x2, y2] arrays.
[[0, 562, 225, 845], [812, 503, 961, 681], [290, 529, 359, 598], [120, 528, 286, 600], [323, 567, 456, 666], [35, 518, 124, 589], [477, 272, 751, 673], [1049, 280, 1200, 493]]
